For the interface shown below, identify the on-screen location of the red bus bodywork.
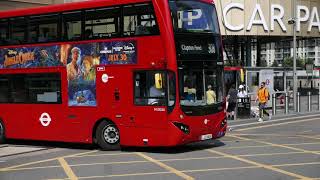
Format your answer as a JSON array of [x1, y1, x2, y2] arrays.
[[0, 0, 227, 147]]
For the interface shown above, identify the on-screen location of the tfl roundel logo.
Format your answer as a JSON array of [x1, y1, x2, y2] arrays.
[[39, 113, 52, 127]]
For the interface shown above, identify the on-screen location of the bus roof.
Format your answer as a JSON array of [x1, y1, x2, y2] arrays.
[[0, 0, 150, 19]]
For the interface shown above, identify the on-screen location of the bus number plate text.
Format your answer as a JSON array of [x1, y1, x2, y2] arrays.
[[200, 134, 212, 141]]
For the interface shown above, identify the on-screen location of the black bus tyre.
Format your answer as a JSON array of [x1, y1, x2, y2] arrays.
[[96, 121, 120, 150], [0, 120, 6, 144]]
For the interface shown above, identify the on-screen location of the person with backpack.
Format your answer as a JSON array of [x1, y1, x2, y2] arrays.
[[255, 82, 271, 122]]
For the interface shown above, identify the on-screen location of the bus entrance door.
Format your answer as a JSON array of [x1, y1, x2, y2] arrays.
[[96, 66, 133, 127]]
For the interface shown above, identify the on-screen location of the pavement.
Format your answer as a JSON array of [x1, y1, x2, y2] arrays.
[[0, 146, 47, 158], [0, 113, 319, 180]]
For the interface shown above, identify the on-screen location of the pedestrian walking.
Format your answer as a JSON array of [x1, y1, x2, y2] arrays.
[[255, 82, 271, 122], [227, 84, 238, 120]]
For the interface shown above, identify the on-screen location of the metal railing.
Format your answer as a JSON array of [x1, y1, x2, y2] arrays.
[[234, 88, 320, 119]]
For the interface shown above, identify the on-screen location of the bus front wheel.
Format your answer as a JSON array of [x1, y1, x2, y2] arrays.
[[0, 120, 6, 144], [96, 121, 120, 150]]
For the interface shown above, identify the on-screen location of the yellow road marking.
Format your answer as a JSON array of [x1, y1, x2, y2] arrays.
[[77, 171, 172, 179], [136, 152, 194, 180], [0, 150, 98, 171], [221, 142, 320, 150], [220, 139, 250, 143], [2, 152, 312, 172], [72, 152, 135, 158], [240, 151, 308, 157], [58, 161, 320, 179], [182, 166, 259, 173], [1, 157, 225, 172], [229, 135, 320, 155], [58, 158, 78, 180], [159, 156, 226, 162], [296, 135, 320, 141], [3, 165, 61, 172], [230, 133, 299, 137], [70, 160, 147, 167], [221, 145, 271, 149], [206, 149, 313, 180], [235, 117, 320, 132], [222, 136, 302, 142], [5, 149, 320, 173], [274, 162, 320, 167], [2, 161, 148, 172]]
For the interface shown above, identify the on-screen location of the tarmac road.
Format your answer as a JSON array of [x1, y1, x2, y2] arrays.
[[0, 113, 319, 180]]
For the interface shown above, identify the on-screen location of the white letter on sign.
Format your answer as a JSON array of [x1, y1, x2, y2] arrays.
[[308, 7, 320, 32], [297, 5, 310, 32], [223, 3, 244, 31], [271, 4, 287, 32], [247, 4, 269, 31], [187, 9, 202, 25]]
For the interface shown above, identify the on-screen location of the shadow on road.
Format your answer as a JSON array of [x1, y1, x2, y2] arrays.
[[5, 139, 97, 150], [121, 140, 225, 154], [4, 139, 225, 153]]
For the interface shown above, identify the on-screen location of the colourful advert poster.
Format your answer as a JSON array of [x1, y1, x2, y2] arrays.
[[0, 40, 137, 107]]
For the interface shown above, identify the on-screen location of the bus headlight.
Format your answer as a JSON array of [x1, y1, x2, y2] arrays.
[[173, 122, 190, 134]]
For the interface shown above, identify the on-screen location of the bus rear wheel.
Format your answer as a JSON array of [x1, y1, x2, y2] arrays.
[[0, 120, 5, 144], [96, 121, 120, 150]]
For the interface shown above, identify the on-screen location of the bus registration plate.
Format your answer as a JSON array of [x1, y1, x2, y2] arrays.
[[200, 134, 212, 141]]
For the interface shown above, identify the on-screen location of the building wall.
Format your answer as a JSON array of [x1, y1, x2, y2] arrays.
[[0, 0, 76, 11], [216, 0, 320, 37]]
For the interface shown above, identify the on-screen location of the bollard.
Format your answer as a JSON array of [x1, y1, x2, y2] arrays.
[[318, 88, 320, 111], [272, 93, 276, 115], [297, 92, 300, 113], [285, 93, 289, 114], [308, 91, 311, 112]]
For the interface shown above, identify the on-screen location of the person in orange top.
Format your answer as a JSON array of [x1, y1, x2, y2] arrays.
[[255, 82, 271, 122]]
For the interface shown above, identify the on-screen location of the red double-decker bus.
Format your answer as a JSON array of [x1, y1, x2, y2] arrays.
[[0, 0, 226, 150]]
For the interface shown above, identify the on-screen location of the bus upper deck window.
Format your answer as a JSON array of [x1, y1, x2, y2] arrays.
[[62, 11, 82, 41], [0, 19, 8, 45], [11, 17, 26, 44], [123, 4, 159, 36], [84, 7, 120, 39], [29, 14, 59, 43]]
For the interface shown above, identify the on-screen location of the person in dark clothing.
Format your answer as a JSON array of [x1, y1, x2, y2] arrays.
[[227, 84, 238, 120]]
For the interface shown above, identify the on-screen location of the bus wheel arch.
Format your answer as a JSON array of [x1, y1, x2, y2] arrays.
[[93, 118, 120, 150], [0, 119, 6, 144]]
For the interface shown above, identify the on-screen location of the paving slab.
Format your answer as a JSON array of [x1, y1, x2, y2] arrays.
[[0, 147, 46, 157]]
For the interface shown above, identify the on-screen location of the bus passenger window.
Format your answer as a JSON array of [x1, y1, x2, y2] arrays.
[[84, 7, 120, 39], [0, 19, 8, 45], [62, 11, 82, 41], [11, 75, 27, 103], [11, 17, 27, 44], [123, 4, 159, 36], [134, 71, 166, 106], [26, 73, 62, 104], [29, 14, 59, 43], [1, 73, 61, 104], [0, 76, 9, 103]]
